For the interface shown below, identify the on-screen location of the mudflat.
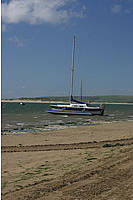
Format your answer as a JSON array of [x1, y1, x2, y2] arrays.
[[1, 121, 133, 200]]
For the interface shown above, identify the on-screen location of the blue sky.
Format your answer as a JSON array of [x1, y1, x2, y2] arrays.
[[2, 0, 133, 98]]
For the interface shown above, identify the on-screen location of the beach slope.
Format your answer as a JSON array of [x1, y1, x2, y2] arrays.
[[1, 121, 133, 200]]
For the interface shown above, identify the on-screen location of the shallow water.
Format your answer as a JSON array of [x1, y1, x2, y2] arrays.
[[1, 102, 133, 135]]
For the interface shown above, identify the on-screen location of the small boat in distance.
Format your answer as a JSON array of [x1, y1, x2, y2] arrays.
[[19, 102, 25, 105], [47, 36, 105, 116]]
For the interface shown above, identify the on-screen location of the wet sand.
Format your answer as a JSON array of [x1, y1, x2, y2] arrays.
[[1, 121, 133, 200]]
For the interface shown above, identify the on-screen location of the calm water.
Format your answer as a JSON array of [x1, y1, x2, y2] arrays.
[[1, 102, 133, 135]]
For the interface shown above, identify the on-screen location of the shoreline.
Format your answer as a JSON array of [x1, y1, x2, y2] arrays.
[[1, 99, 133, 105], [2, 119, 133, 136], [2, 121, 133, 146]]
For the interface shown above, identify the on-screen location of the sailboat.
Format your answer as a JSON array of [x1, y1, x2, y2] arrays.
[[47, 36, 105, 116]]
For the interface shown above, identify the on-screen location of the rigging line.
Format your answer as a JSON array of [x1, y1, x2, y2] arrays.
[[75, 38, 87, 99]]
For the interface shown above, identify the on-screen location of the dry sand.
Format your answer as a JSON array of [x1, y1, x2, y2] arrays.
[[1, 121, 133, 200], [2, 99, 133, 104]]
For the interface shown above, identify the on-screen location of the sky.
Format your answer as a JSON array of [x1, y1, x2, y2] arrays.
[[1, 0, 133, 99]]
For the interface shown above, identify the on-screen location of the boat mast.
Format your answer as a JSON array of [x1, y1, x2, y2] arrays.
[[80, 79, 82, 101], [70, 36, 75, 103]]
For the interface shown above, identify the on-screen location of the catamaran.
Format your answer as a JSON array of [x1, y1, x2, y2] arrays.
[[47, 36, 105, 116]]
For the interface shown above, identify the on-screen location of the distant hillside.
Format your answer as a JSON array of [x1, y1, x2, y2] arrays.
[[4, 95, 133, 103], [82, 95, 133, 103]]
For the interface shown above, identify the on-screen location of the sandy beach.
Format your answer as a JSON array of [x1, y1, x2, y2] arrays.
[[1, 99, 65, 104], [1, 121, 133, 200], [2, 99, 133, 104]]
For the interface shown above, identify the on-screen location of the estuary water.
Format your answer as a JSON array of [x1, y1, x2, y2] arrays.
[[1, 102, 133, 135]]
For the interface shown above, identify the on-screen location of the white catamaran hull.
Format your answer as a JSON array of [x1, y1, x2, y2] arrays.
[[48, 103, 105, 116], [47, 110, 92, 115]]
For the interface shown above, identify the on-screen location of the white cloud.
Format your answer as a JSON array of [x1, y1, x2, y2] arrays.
[[2, 0, 86, 25], [8, 36, 24, 47], [2, 24, 6, 32], [124, 9, 131, 14], [111, 4, 121, 13], [111, 3, 133, 14]]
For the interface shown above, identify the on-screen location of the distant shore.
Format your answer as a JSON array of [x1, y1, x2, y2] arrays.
[[1, 99, 64, 104], [1, 99, 133, 105]]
